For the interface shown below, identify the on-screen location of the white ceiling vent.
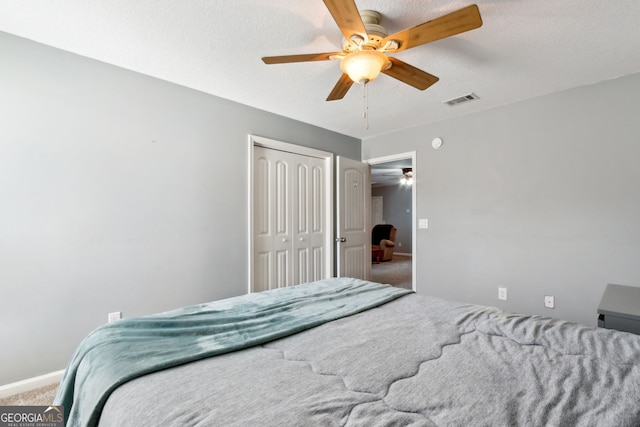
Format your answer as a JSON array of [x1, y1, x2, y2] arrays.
[[443, 93, 480, 106]]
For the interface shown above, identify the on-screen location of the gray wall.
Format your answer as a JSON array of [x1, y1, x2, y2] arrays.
[[371, 186, 412, 254], [0, 32, 359, 385], [363, 72, 640, 327]]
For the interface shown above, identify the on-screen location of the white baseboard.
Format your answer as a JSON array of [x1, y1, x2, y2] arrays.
[[0, 369, 64, 399], [394, 252, 412, 257]]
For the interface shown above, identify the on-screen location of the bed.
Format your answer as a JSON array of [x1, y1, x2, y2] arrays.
[[55, 278, 640, 426]]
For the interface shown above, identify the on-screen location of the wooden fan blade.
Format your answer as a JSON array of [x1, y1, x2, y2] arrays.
[[382, 57, 439, 90], [323, 0, 367, 42], [262, 52, 341, 64], [327, 73, 354, 101], [382, 4, 482, 52]]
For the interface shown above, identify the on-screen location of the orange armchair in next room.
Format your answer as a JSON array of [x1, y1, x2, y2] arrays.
[[371, 224, 396, 262]]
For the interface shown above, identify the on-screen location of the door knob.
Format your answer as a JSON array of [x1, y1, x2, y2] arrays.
[[336, 237, 347, 243]]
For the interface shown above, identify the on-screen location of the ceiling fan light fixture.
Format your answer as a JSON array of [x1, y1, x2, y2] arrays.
[[340, 50, 389, 84], [262, 3, 482, 101], [401, 167, 413, 185]]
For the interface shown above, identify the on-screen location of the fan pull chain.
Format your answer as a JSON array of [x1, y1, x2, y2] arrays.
[[362, 82, 369, 130]]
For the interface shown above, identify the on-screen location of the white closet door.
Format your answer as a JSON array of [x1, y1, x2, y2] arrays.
[[253, 147, 327, 291], [293, 156, 326, 285], [253, 147, 291, 291]]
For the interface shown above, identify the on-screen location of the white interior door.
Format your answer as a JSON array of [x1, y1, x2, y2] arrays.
[[253, 145, 329, 291], [371, 196, 383, 226], [336, 156, 371, 280]]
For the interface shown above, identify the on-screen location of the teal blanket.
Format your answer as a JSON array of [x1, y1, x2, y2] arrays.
[[54, 278, 412, 426]]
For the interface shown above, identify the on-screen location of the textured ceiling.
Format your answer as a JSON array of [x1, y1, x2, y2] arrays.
[[1, 0, 639, 139]]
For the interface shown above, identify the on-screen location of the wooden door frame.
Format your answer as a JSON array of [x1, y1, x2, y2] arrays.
[[248, 135, 334, 293], [364, 151, 416, 291]]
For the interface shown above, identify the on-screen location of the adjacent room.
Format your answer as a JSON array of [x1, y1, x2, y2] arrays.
[[1, 0, 639, 424], [370, 159, 413, 290]]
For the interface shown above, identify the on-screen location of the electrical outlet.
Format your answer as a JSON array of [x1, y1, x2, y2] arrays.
[[544, 296, 555, 309], [498, 287, 508, 301], [108, 311, 122, 323]]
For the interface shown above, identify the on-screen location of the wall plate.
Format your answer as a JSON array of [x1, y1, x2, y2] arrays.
[[544, 295, 555, 309]]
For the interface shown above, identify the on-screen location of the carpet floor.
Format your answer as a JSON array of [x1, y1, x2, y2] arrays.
[[371, 254, 412, 290], [0, 382, 58, 406]]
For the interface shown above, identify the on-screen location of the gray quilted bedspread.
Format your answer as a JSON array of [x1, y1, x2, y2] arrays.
[[98, 293, 640, 426]]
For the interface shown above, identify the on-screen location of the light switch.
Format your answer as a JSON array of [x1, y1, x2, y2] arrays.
[[418, 219, 428, 229]]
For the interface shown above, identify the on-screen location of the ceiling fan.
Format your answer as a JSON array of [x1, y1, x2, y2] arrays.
[[262, 1, 482, 101]]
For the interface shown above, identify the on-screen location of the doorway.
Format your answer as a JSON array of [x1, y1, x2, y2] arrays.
[[366, 152, 416, 291]]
